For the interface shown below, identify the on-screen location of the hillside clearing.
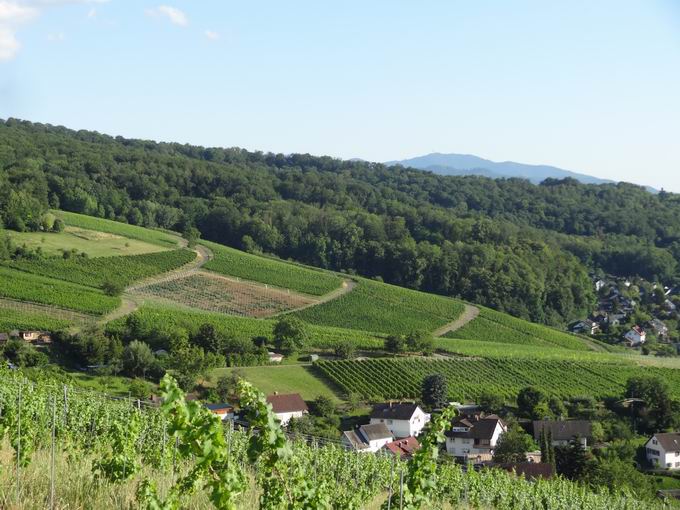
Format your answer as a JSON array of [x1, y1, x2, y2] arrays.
[[211, 365, 342, 402], [8, 227, 167, 257], [56, 210, 181, 248]]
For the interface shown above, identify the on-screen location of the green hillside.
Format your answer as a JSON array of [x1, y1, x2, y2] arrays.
[[202, 240, 342, 296], [0, 266, 119, 315], [445, 305, 592, 351], [106, 304, 383, 350], [316, 357, 680, 401], [7, 248, 196, 289], [293, 277, 465, 335], [0, 306, 73, 331], [56, 210, 181, 248]]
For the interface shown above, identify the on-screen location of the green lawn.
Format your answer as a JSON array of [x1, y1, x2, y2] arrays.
[[9, 227, 167, 258], [211, 365, 342, 402], [0, 306, 73, 331]]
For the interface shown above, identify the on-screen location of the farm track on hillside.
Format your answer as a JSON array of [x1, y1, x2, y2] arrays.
[[432, 304, 479, 337]]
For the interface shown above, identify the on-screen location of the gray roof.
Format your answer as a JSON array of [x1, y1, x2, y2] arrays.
[[533, 420, 592, 441], [343, 423, 393, 449], [446, 417, 503, 440], [651, 433, 680, 452], [359, 423, 393, 441], [370, 403, 420, 421]]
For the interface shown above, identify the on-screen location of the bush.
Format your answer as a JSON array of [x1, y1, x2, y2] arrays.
[[102, 279, 125, 297], [333, 341, 355, 359]]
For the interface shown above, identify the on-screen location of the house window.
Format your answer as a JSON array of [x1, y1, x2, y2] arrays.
[[653, 439, 658, 445], [388, 420, 393, 424], [667, 463, 672, 468]]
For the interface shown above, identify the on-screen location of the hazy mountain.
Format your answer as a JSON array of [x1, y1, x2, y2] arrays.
[[386, 153, 615, 186]]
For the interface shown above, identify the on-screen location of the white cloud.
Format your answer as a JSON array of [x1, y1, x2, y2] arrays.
[[145, 5, 188, 27], [0, 25, 19, 60], [0, 1, 38, 61], [204, 29, 218, 41]]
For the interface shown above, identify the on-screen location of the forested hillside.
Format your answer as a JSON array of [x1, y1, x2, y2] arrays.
[[3, 118, 680, 325]]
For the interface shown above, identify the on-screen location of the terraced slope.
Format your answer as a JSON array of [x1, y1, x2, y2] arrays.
[[293, 278, 465, 336], [202, 240, 342, 296]]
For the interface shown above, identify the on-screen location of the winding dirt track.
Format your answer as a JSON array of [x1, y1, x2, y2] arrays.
[[432, 304, 480, 337]]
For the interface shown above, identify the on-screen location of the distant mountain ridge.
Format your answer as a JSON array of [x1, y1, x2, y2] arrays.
[[386, 153, 615, 186]]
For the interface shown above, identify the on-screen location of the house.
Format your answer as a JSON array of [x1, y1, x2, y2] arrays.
[[649, 319, 669, 339], [342, 423, 393, 453], [645, 433, 680, 470], [36, 332, 52, 345], [0, 333, 8, 345], [533, 420, 592, 448], [383, 436, 420, 459], [266, 393, 308, 426], [445, 415, 507, 463], [205, 403, 235, 421], [20, 330, 41, 342], [624, 326, 646, 346], [595, 279, 606, 292], [369, 403, 431, 438], [268, 352, 284, 363], [570, 319, 600, 336]]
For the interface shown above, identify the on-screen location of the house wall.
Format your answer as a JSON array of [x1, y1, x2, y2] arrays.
[[276, 411, 305, 426], [646, 438, 680, 469], [445, 423, 506, 457], [366, 437, 393, 453], [370, 408, 430, 438]]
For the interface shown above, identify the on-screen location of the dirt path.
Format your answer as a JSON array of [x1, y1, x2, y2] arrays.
[[432, 304, 480, 337], [100, 243, 213, 325]]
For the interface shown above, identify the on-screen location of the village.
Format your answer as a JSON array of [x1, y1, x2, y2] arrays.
[[570, 274, 680, 355]]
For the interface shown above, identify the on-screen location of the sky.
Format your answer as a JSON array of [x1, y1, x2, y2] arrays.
[[1, 1, 680, 191]]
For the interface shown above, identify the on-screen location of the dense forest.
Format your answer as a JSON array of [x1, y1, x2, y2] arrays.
[[2, 118, 680, 325]]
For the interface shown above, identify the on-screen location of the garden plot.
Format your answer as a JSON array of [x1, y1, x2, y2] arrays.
[[131, 271, 318, 317]]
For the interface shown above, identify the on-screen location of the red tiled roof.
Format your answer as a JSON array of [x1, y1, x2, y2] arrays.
[[384, 436, 420, 458], [266, 393, 308, 414]]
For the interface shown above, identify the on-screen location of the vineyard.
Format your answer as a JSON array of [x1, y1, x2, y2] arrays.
[[57, 210, 181, 248], [446, 306, 593, 351], [202, 240, 342, 296], [106, 305, 384, 349], [315, 357, 680, 401], [132, 271, 317, 317], [6, 248, 197, 290], [0, 304, 74, 331], [0, 267, 120, 315], [293, 278, 466, 335], [0, 369, 671, 509]]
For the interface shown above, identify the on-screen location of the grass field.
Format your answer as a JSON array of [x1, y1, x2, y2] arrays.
[[0, 306, 73, 331], [293, 278, 465, 336], [8, 227, 167, 258], [202, 240, 343, 296], [211, 365, 341, 402], [316, 357, 680, 402], [6, 249, 196, 289], [0, 266, 119, 315], [56, 210, 181, 248], [133, 271, 317, 317], [445, 305, 592, 351]]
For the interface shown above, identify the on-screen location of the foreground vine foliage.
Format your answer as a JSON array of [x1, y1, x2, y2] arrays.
[[137, 374, 247, 510], [0, 368, 676, 509]]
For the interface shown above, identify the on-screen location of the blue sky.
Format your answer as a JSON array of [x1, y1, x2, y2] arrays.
[[1, 1, 680, 191]]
